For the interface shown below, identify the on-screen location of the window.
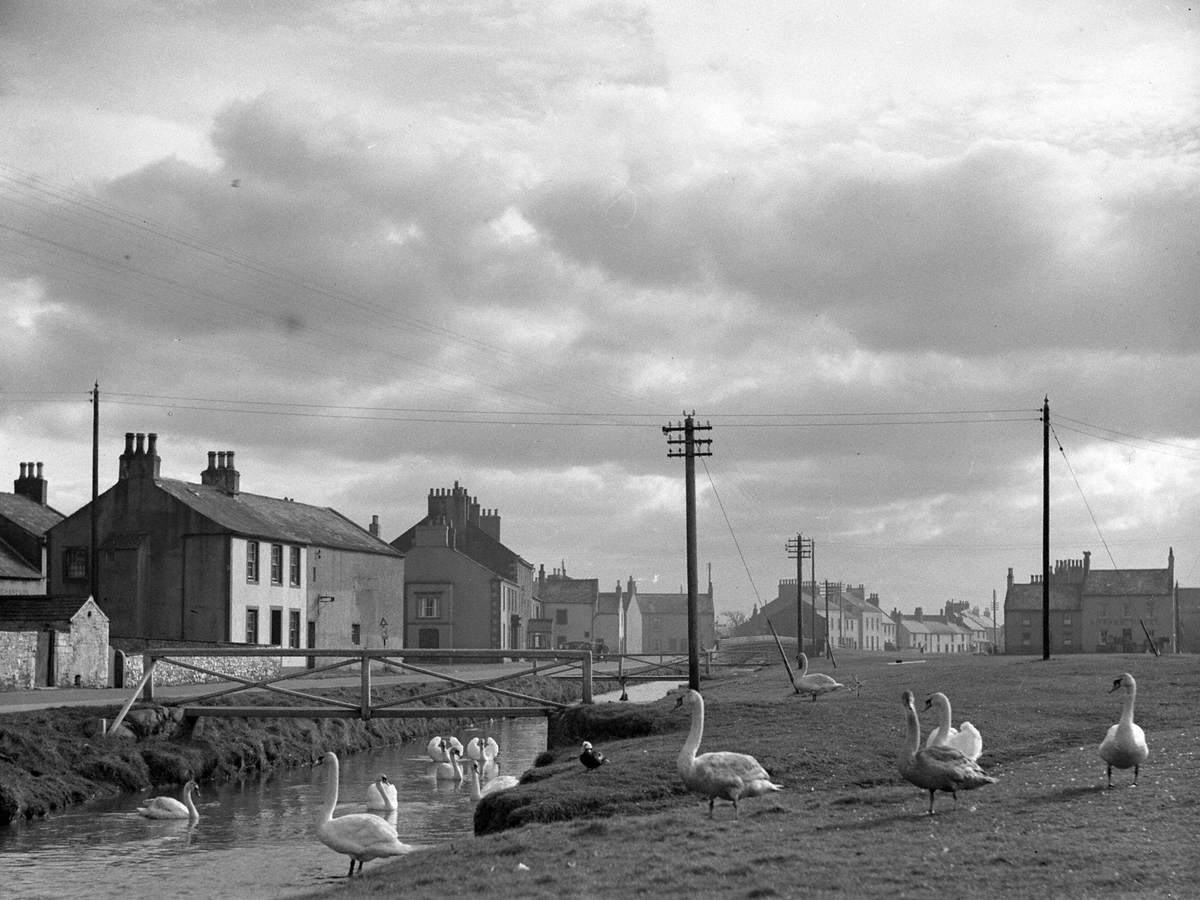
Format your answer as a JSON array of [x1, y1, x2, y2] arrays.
[[1063, 636, 1073, 645], [416, 593, 440, 618], [246, 541, 260, 582], [351, 623, 361, 645], [289, 547, 301, 586], [1062, 615, 1072, 626], [270, 544, 283, 585], [245, 608, 259, 644], [289, 610, 301, 648], [1021, 616, 1031, 626], [64, 547, 88, 581], [555, 609, 568, 625]]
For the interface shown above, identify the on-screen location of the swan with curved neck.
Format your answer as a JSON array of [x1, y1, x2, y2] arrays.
[[795, 652, 845, 701], [673, 689, 782, 819], [923, 692, 983, 762], [137, 780, 199, 820], [365, 774, 398, 811], [316, 751, 410, 876], [898, 691, 994, 815], [467, 759, 519, 800], [435, 746, 464, 781], [1099, 672, 1149, 787]]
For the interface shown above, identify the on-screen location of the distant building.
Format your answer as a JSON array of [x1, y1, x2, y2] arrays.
[[47, 432, 403, 650], [0, 462, 64, 595], [637, 566, 716, 654], [1176, 587, 1200, 653], [1004, 550, 1176, 654], [891, 606, 973, 654], [391, 482, 536, 650], [0, 595, 108, 688], [536, 564, 599, 649]]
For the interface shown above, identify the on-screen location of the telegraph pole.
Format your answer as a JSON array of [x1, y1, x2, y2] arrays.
[[663, 412, 712, 690], [90, 382, 99, 602], [786, 534, 814, 657], [1042, 395, 1050, 660]]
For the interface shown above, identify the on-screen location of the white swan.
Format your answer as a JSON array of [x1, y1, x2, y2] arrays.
[[923, 692, 983, 762], [464, 737, 483, 761], [467, 760, 519, 800], [315, 751, 411, 876], [1100, 672, 1149, 787], [898, 691, 994, 815], [365, 774, 398, 811], [795, 652, 845, 701], [427, 736, 450, 763], [434, 745, 464, 782], [137, 779, 199, 820], [673, 689, 782, 819]]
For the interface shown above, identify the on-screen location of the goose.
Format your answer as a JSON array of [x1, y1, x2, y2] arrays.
[[1099, 672, 1149, 787], [315, 751, 411, 876], [580, 741, 606, 770], [795, 652, 845, 701], [137, 779, 200, 820], [434, 745, 464, 782], [673, 689, 782, 819], [365, 774, 398, 811], [467, 760, 519, 800], [923, 692, 983, 762], [897, 691, 994, 815]]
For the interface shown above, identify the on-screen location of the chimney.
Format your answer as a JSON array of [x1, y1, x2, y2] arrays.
[[119, 431, 161, 480], [14, 461, 48, 505], [1083, 550, 1091, 577], [1007, 567, 1014, 589], [914, 607, 923, 621], [369, 515, 380, 537], [201, 448, 240, 493]]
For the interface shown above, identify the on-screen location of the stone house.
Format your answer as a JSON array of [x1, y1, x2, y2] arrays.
[[0, 462, 64, 595], [391, 482, 536, 650], [890, 606, 973, 653], [46, 432, 403, 652], [536, 564, 599, 649], [637, 566, 716, 654], [0, 595, 109, 688]]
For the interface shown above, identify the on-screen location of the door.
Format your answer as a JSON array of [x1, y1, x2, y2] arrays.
[[306, 620, 316, 669], [270, 609, 283, 646], [44, 628, 56, 686]]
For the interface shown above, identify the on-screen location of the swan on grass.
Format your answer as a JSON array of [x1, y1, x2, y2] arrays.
[[137, 780, 199, 820], [898, 691, 994, 815], [467, 760, 519, 800], [673, 689, 782, 819], [795, 652, 845, 701], [365, 774, 398, 811], [1100, 672, 1149, 787], [315, 752, 411, 877], [923, 692, 983, 762]]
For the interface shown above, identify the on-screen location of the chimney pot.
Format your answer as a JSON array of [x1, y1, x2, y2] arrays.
[[35, 462, 43, 478], [217, 451, 226, 468], [124, 432, 134, 454], [135, 433, 145, 454], [147, 433, 157, 455]]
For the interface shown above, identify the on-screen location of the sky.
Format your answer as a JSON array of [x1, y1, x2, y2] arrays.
[[2, 1, 1198, 625]]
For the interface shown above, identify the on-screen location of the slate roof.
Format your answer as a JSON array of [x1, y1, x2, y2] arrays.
[[0, 595, 100, 627], [539, 576, 599, 605], [1083, 569, 1172, 595], [0, 492, 64, 536], [0, 538, 42, 579], [157, 479, 398, 556], [638, 591, 715, 617], [1005, 582, 1081, 611]]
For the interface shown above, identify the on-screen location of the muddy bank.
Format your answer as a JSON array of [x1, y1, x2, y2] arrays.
[[0, 676, 588, 827]]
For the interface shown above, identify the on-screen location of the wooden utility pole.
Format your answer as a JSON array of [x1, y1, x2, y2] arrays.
[[663, 413, 712, 691], [786, 534, 803, 652], [90, 382, 99, 602], [1042, 395, 1050, 660]]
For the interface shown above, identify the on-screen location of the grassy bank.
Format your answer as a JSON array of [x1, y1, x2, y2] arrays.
[[0, 675, 586, 826], [299, 652, 1199, 899]]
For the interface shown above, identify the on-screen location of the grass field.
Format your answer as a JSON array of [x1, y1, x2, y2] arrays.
[[298, 651, 1200, 899]]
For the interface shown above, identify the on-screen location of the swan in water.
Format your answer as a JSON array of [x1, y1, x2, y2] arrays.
[[923, 692, 983, 762], [1100, 672, 1149, 787], [795, 652, 845, 701], [465, 737, 482, 761], [427, 735, 463, 763], [365, 774, 398, 811], [466, 736, 500, 777], [435, 745, 464, 782], [315, 751, 411, 876], [673, 689, 782, 819], [897, 691, 995, 815], [137, 780, 199, 820], [467, 760, 519, 800], [580, 741, 606, 770]]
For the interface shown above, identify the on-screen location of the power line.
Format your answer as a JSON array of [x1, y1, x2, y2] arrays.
[[700, 457, 763, 608], [1049, 420, 1117, 568]]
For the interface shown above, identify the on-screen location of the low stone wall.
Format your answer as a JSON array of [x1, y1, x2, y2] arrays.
[[121, 651, 281, 687], [0, 631, 38, 689]]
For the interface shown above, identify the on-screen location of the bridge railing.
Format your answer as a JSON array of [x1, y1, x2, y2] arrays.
[[107, 647, 594, 736]]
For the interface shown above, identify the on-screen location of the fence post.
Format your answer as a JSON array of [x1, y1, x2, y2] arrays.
[[141, 652, 156, 702], [582, 651, 593, 704], [360, 650, 372, 719]]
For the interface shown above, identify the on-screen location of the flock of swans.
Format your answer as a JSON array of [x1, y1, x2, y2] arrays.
[[666, 667, 1149, 820], [131, 667, 1151, 877]]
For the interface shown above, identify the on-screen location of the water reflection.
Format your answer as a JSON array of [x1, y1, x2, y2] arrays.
[[0, 717, 545, 900]]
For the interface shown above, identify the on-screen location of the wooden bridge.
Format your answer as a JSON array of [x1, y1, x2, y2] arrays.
[[107, 647, 691, 736]]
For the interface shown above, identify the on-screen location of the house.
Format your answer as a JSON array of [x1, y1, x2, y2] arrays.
[[891, 607, 973, 653], [594, 577, 637, 654], [737, 579, 826, 651], [1176, 587, 1200, 653], [391, 482, 536, 650], [1004, 550, 1176, 654], [637, 566, 716, 654], [0, 462, 65, 595], [536, 564, 599, 649], [0, 595, 108, 688], [47, 432, 403, 651]]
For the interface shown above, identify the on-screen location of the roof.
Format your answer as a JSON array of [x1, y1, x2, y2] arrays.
[[1083, 569, 1172, 596], [0, 492, 65, 536], [0, 538, 42, 579], [0, 595, 101, 627], [157, 479, 399, 556], [539, 576, 599, 605], [897, 617, 970, 636], [1005, 582, 1081, 611], [638, 591, 715, 617]]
